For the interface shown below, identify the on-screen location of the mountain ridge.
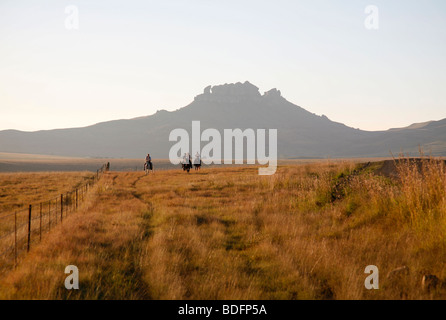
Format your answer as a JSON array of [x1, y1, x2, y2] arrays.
[[0, 81, 445, 159]]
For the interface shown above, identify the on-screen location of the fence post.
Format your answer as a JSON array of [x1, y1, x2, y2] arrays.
[[27, 205, 32, 252], [61, 194, 63, 223], [76, 189, 78, 210], [40, 203, 42, 242], [14, 211, 17, 267], [55, 197, 57, 226], [49, 200, 51, 232]]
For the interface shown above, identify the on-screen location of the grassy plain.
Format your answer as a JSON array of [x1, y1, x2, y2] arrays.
[[0, 158, 445, 299]]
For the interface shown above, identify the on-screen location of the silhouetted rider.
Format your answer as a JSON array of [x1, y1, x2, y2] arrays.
[[145, 153, 152, 171]]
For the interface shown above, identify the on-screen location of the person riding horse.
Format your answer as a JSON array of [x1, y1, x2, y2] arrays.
[[182, 153, 192, 172], [144, 153, 153, 174], [193, 152, 201, 171]]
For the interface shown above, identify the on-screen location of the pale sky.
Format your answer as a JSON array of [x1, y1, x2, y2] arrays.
[[1, 0, 445, 132]]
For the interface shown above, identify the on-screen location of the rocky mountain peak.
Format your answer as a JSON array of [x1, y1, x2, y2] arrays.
[[263, 88, 281, 98], [194, 81, 262, 102]]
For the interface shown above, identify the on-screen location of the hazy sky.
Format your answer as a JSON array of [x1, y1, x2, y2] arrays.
[[1, 0, 445, 131]]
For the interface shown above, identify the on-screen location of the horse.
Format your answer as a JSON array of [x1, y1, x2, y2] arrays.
[[182, 162, 192, 173], [181, 158, 192, 173], [194, 158, 201, 171], [144, 161, 153, 175]]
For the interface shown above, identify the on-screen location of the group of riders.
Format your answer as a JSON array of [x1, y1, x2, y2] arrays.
[[181, 152, 202, 173], [143, 152, 202, 174]]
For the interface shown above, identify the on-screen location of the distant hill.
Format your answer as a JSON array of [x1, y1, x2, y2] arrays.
[[0, 81, 445, 159]]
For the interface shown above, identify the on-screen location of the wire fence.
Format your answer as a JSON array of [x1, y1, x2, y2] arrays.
[[0, 163, 109, 270]]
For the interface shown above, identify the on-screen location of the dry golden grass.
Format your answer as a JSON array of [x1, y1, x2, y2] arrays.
[[0, 172, 95, 271], [0, 158, 445, 300], [0, 172, 94, 213]]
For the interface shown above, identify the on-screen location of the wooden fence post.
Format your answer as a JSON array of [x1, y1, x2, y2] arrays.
[[40, 203, 42, 242], [61, 194, 63, 223], [14, 211, 17, 267], [55, 197, 57, 226], [49, 200, 51, 232], [27, 205, 32, 252]]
